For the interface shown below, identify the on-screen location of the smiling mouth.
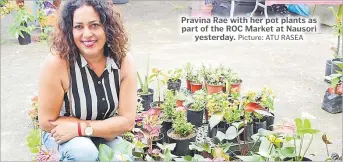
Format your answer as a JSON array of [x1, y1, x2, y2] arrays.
[[82, 40, 97, 47]]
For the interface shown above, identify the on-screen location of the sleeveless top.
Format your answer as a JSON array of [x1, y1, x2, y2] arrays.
[[59, 54, 120, 120]]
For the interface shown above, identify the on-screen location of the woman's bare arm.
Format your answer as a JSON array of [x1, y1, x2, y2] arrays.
[[38, 55, 73, 132]]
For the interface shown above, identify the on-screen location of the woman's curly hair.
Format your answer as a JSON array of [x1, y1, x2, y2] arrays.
[[50, 0, 129, 67]]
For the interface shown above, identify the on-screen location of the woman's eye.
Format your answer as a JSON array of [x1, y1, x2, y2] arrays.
[[74, 25, 81, 29], [92, 24, 100, 28]]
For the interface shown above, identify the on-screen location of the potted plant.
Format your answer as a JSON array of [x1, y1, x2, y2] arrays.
[[207, 93, 230, 137], [183, 62, 194, 91], [227, 71, 242, 95], [282, 118, 320, 161], [133, 108, 163, 158], [218, 65, 232, 92], [190, 72, 203, 93], [257, 86, 276, 130], [325, 5, 343, 80], [167, 108, 197, 156], [322, 61, 342, 114], [239, 111, 254, 142], [165, 68, 182, 92], [137, 56, 155, 111], [160, 90, 177, 143], [8, 4, 35, 45], [175, 90, 186, 107], [150, 68, 167, 109], [205, 69, 224, 95], [322, 133, 342, 161]]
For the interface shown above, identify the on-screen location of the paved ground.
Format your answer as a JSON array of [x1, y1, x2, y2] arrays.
[[1, 1, 342, 161]]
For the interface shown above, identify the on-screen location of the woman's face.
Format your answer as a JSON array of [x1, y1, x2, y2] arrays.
[[72, 5, 106, 58]]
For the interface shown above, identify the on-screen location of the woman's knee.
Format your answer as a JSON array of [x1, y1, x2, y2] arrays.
[[60, 137, 98, 161]]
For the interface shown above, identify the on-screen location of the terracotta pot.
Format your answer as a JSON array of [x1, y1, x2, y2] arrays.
[[206, 84, 223, 95], [176, 100, 184, 107], [186, 80, 191, 91], [191, 83, 202, 93], [230, 83, 241, 94]]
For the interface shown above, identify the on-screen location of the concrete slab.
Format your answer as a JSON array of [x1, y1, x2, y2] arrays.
[[1, 1, 342, 161]]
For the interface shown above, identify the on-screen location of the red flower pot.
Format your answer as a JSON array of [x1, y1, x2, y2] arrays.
[[230, 83, 241, 94], [176, 100, 184, 107], [206, 84, 223, 95], [186, 80, 191, 91], [191, 83, 202, 93]]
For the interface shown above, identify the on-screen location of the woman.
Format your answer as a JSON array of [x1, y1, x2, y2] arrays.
[[37, 0, 137, 161]]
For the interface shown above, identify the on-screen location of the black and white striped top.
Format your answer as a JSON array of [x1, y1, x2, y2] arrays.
[[60, 54, 120, 120]]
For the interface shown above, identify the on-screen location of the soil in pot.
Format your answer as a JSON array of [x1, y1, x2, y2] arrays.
[[191, 83, 202, 93], [167, 128, 197, 156], [161, 120, 173, 143], [239, 123, 254, 142], [283, 156, 312, 161], [253, 119, 267, 134], [187, 109, 204, 127], [206, 84, 223, 95], [138, 88, 154, 111], [167, 79, 181, 92], [321, 90, 342, 114]]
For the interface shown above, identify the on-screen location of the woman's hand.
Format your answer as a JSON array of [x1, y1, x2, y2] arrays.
[[50, 121, 78, 144]]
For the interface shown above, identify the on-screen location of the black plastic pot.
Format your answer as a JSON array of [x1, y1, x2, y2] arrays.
[[138, 88, 154, 111], [321, 90, 342, 114], [167, 128, 197, 156], [161, 120, 173, 143], [239, 123, 254, 142], [208, 121, 226, 138], [325, 60, 332, 77], [266, 113, 275, 131], [283, 156, 312, 161], [187, 109, 204, 127], [331, 59, 343, 75], [253, 120, 267, 134], [18, 23, 31, 45], [152, 133, 164, 145], [167, 79, 181, 92]]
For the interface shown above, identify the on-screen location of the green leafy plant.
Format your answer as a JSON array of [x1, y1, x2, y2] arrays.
[[8, 5, 35, 39], [26, 129, 41, 154], [151, 68, 167, 104], [156, 143, 178, 161], [327, 61, 342, 95], [161, 90, 177, 121], [175, 91, 186, 101], [98, 140, 134, 162], [328, 5, 343, 58], [183, 62, 194, 81], [189, 100, 205, 112], [206, 70, 223, 86], [137, 55, 153, 95], [165, 68, 182, 83], [257, 86, 276, 112], [172, 109, 194, 137]]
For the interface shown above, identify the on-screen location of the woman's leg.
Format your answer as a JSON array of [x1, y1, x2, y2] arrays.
[[41, 131, 99, 161]]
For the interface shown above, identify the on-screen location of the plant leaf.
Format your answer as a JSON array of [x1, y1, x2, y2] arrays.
[[322, 133, 332, 144], [216, 131, 226, 142], [184, 155, 193, 161], [304, 119, 311, 129], [225, 126, 238, 140], [236, 155, 262, 161], [281, 147, 296, 158], [254, 110, 273, 116], [245, 102, 263, 112], [209, 111, 224, 129], [98, 144, 114, 162]]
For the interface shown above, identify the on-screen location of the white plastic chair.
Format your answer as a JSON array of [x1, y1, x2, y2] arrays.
[[250, 0, 268, 18]]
